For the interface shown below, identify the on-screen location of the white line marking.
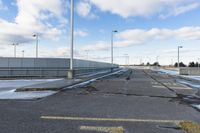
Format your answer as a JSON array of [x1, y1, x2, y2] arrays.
[[41, 116, 182, 124], [153, 85, 191, 90]]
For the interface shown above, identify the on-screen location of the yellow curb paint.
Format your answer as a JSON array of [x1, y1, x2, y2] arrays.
[[179, 121, 200, 133], [41, 116, 182, 124], [80, 126, 124, 133]]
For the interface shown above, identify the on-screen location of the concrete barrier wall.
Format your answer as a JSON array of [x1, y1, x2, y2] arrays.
[[0, 58, 69, 68], [0, 58, 118, 78], [128, 66, 159, 70], [179, 67, 200, 75]]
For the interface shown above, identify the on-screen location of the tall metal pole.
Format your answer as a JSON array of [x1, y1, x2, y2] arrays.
[[124, 54, 129, 66], [13, 43, 18, 58], [128, 56, 130, 66], [36, 35, 38, 58], [33, 34, 39, 58], [156, 56, 159, 67], [111, 30, 117, 67], [22, 50, 24, 58], [68, 0, 74, 79], [178, 46, 183, 68], [85, 50, 89, 60], [111, 32, 113, 65], [14, 44, 16, 57], [171, 58, 174, 66], [70, 0, 74, 70], [178, 47, 179, 68]]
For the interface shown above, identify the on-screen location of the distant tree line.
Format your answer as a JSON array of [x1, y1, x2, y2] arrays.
[[174, 62, 186, 67], [144, 61, 200, 67], [174, 62, 200, 67], [146, 62, 160, 66], [188, 62, 199, 67]]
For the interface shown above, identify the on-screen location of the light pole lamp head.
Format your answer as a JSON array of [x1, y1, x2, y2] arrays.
[[32, 34, 37, 37], [178, 46, 183, 48], [113, 30, 118, 33], [12, 43, 19, 46]]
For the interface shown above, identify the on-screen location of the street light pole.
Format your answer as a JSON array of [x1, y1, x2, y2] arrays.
[[111, 30, 118, 67], [171, 58, 174, 66], [124, 54, 129, 66], [85, 50, 89, 60], [178, 46, 183, 68], [156, 56, 159, 67], [12, 43, 18, 58], [33, 34, 39, 58], [68, 0, 74, 79], [22, 50, 25, 58]]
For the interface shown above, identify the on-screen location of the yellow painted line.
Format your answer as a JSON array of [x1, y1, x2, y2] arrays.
[[80, 126, 124, 133], [41, 116, 182, 124]]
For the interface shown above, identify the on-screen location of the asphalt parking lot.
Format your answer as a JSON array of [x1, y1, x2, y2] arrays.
[[0, 69, 200, 133]]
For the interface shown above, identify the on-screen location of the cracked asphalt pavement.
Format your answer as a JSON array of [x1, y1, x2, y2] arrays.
[[0, 69, 200, 133]]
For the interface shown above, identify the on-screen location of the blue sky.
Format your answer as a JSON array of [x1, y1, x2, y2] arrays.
[[0, 0, 200, 65]]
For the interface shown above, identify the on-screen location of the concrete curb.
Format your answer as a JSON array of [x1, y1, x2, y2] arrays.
[[15, 79, 82, 92]]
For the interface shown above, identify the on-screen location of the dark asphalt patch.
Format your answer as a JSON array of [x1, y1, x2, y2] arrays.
[[157, 125, 182, 131]]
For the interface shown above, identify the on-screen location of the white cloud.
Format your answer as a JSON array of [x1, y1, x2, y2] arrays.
[[88, 0, 200, 18], [81, 41, 134, 53], [38, 46, 82, 58], [160, 2, 200, 19], [175, 3, 199, 15], [0, 45, 81, 58], [81, 26, 200, 51], [76, 0, 98, 19], [81, 41, 109, 51], [74, 29, 88, 37], [162, 48, 200, 54], [76, 1, 91, 17], [0, 0, 67, 44], [116, 27, 200, 47]]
